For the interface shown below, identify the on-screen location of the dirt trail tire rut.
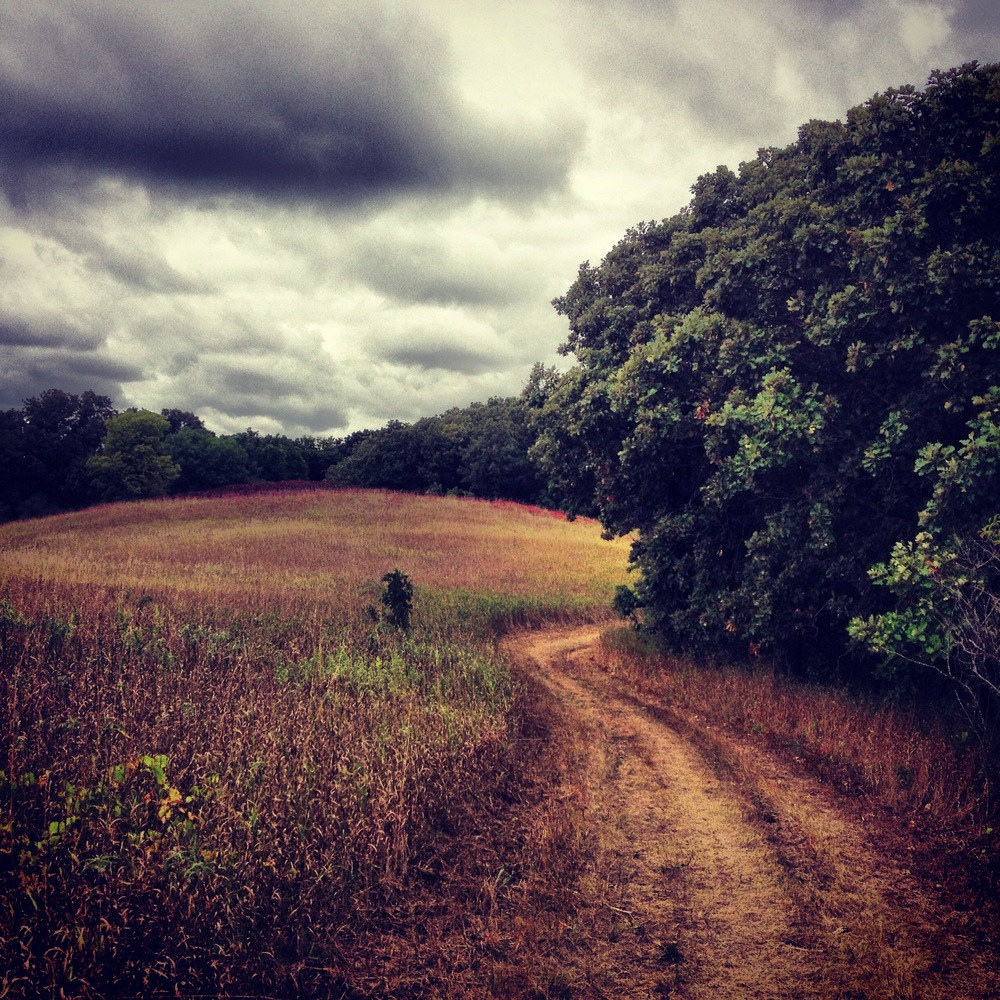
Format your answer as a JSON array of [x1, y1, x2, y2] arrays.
[[504, 626, 995, 999]]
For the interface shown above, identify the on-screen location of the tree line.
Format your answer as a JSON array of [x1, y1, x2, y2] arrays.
[[0, 389, 551, 522]]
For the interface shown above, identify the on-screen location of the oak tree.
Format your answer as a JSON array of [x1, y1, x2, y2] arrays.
[[533, 64, 1000, 707]]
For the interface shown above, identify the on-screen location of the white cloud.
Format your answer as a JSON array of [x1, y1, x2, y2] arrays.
[[899, 1, 955, 61]]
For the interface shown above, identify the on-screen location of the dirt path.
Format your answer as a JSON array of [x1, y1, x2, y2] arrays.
[[504, 625, 996, 999]]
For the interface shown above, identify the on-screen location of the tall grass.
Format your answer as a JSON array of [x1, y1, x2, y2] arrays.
[[0, 489, 627, 603], [0, 488, 632, 997]]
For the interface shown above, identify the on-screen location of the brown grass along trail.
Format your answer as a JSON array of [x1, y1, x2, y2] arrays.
[[504, 625, 998, 999]]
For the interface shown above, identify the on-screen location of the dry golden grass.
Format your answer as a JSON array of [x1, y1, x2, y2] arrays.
[[0, 486, 632, 998], [5, 487, 997, 995], [0, 488, 630, 609]]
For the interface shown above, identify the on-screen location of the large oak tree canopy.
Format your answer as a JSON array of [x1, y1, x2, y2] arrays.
[[533, 63, 1000, 681]]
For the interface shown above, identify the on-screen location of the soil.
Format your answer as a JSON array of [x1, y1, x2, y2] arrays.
[[503, 625, 999, 999]]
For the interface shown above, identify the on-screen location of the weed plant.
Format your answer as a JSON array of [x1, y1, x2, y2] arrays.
[[0, 489, 632, 997]]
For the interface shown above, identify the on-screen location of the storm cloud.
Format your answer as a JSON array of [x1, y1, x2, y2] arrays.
[[0, 1, 579, 206], [0, 0, 995, 435]]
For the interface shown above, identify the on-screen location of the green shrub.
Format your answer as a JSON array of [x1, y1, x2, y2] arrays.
[[381, 568, 414, 631]]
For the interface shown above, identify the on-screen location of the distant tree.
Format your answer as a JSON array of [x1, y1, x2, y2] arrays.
[[323, 399, 548, 504], [295, 436, 345, 481], [11, 389, 117, 516], [232, 430, 309, 482], [325, 421, 422, 491], [87, 410, 180, 501], [460, 398, 545, 503], [165, 427, 252, 493], [0, 408, 26, 520], [160, 408, 206, 434], [412, 413, 467, 493]]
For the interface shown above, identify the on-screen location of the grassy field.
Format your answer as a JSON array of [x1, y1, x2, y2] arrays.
[[0, 487, 632, 998], [5, 486, 996, 996]]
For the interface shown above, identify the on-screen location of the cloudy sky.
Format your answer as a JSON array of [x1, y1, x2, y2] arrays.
[[1, 1, 997, 436]]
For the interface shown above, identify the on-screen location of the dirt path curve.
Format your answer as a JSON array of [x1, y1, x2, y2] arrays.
[[503, 625, 996, 999]]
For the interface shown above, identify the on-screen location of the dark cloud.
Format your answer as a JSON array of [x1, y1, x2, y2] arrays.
[[55, 351, 142, 383], [572, 2, 794, 142], [656, 54, 784, 141], [0, 316, 104, 351], [375, 342, 505, 376], [577, 0, 679, 15], [0, 346, 141, 410], [347, 240, 534, 308], [212, 361, 314, 401], [100, 257, 211, 296], [576, 0, 993, 148], [375, 272, 516, 308], [0, 2, 579, 207], [69, 237, 215, 295], [590, 34, 787, 142], [952, 0, 1000, 49], [954, 0, 1000, 32], [14, 216, 217, 296], [176, 358, 349, 434], [774, 0, 998, 34], [791, 0, 869, 21]]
